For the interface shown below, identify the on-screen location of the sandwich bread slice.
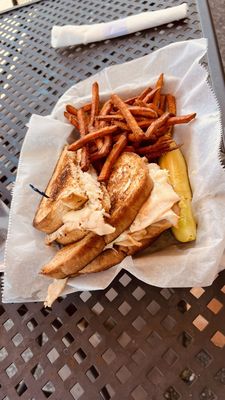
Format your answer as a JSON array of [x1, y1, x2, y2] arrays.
[[34, 145, 112, 243], [78, 219, 172, 275], [33, 146, 88, 234], [105, 152, 154, 244]]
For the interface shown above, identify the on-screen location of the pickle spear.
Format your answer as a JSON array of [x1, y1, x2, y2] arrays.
[[159, 148, 197, 242]]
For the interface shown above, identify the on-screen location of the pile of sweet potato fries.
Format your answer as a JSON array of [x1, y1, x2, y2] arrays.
[[65, 74, 196, 181]]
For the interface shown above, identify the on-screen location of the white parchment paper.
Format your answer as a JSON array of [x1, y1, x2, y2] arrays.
[[3, 38, 225, 302]]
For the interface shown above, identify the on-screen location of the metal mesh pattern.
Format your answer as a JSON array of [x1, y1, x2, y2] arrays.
[[1, 272, 225, 399], [1, 0, 225, 399], [0, 0, 201, 205]]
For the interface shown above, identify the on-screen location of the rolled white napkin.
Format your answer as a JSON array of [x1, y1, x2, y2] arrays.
[[51, 3, 188, 48]]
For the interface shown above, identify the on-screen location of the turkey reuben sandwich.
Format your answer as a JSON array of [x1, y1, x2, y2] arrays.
[[32, 74, 197, 306]]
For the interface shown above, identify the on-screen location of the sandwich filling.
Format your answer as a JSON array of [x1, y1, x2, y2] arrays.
[[61, 166, 115, 236], [111, 163, 180, 247]]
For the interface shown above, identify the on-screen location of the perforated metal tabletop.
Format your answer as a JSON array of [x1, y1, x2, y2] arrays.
[[1, 1, 225, 399]]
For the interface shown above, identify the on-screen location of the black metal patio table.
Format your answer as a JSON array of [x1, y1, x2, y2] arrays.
[[1, 1, 225, 399]]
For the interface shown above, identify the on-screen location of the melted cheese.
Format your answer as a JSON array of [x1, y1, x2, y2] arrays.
[[63, 167, 115, 236], [130, 163, 180, 232]]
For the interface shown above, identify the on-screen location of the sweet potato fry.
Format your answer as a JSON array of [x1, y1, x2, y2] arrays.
[[115, 118, 155, 131], [95, 100, 114, 158], [138, 135, 176, 155], [138, 136, 180, 161], [152, 126, 170, 141], [97, 95, 112, 153], [135, 101, 164, 116], [153, 73, 164, 107], [145, 144, 180, 161], [145, 112, 171, 138], [64, 111, 79, 129], [160, 95, 166, 111], [156, 72, 164, 88], [82, 102, 92, 112], [149, 105, 164, 116], [133, 141, 141, 150], [96, 115, 124, 122], [90, 135, 112, 161], [166, 94, 176, 115], [124, 145, 135, 152], [66, 104, 78, 116], [98, 100, 112, 127], [143, 87, 160, 103], [134, 99, 146, 107], [128, 132, 146, 142], [78, 110, 90, 171], [111, 94, 144, 141], [77, 108, 90, 171], [126, 108, 190, 141], [68, 125, 118, 151], [150, 113, 196, 142], [138, 119, 155, 128], [127, 106, 157, 118], [152, 113, 197, 138], [77, 108, 88, 136], [89, 82, 102, 150], [95, 138, 104, 151], [113, 133, 126, 142], [103, 135, 113, 152], [80, 148, 90, 171], [97, 116, 128, 154], [114, 120, 130, 131], [89, 142, 98, 153], [138, 86, 153, 101], [166, 113, 196, 126], [166, 94, 176, 136], [89, 82, 99, 128], [124, 96, 138, 105], [153, 91, 161, 107], [98, 135, 127, 182]]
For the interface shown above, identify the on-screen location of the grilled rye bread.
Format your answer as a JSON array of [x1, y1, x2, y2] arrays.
[[78, 219, 172, 275], [105, 152, 153, 244], [33, 146, 88, 234]]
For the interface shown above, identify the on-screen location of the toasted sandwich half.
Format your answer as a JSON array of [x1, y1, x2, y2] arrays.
[[40, 152, 153, 278], [33, 146, 88, 234], [78, 220, 173, 275], [78, 163, 180, 276]]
